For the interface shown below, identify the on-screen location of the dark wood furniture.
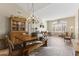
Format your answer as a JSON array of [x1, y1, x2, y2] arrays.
[[10, 31, 37, 45], [10, 16, 26, 31], [0, 39, 9, 56], [10, 31, 47, 55], [23, 43, 43, 55], [74, 43, 79, 56], [64, 32, 72, 42], [23, 40, 47, 56], [9, 16, 48, 56]]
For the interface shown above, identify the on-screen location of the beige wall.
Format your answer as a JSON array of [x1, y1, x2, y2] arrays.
[[47, 16, 75, 33], [47, 21, 53, 32], [65, 16, 75, 33]]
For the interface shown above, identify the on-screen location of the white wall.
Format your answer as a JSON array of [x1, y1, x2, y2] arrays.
[[75, 8, 79, 43], [34, 3, 79, 21], [42, 20, 47, 31], [0, 4, 28, 38]]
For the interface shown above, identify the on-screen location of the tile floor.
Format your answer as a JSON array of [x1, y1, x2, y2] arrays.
[[30, 36, 75, 56]]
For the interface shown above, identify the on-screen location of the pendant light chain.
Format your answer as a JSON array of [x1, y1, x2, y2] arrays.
[[31, 3, 39, 24], [32, 3, 34, 17]]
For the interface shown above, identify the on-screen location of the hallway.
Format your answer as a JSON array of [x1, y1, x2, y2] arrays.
[[30, 36, 75, 56]]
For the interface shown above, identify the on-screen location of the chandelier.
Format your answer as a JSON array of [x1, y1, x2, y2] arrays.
[[27, 3, 40, 33], [27, 3, 39, 24]]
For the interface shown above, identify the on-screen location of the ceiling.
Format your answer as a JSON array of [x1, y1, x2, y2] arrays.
[[16, 3, 79, 20], [17, 3, 50, 14]]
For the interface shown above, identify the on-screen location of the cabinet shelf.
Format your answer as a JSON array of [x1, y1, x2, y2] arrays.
[[10, 16, 26, 32]]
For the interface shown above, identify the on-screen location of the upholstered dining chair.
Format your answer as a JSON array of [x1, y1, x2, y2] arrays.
[[64, 32, 72, 42]]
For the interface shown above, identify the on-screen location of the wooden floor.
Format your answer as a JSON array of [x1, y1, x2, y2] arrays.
[[30, 36, 75, 56]]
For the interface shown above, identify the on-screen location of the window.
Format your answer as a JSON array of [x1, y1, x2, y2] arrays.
[[52, 20, 67, 32]]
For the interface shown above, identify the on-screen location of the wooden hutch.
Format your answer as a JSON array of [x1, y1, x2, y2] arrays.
[[10, 16, 26, 45], [9, 16, 47, 56]]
